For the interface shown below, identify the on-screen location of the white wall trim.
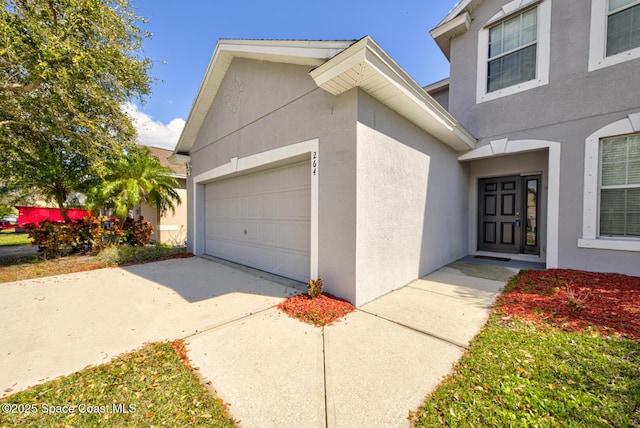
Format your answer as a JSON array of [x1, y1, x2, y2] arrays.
[[588, 0, 640, 72], [579, 112, 640, 251], [191, 138, 320, 279], [459, 138, 561, 267], [159, 225, 181, 231], [476, 0, 552, 103]]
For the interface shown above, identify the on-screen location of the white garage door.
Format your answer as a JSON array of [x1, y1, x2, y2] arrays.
[[204, 160, 311, 282]]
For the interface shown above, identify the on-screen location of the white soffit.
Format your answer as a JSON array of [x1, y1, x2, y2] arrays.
[[174, 39, 355, 154], [310, 37, 476, 151]]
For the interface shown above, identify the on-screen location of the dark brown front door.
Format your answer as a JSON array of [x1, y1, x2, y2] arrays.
[[478, 176, 522, 253], [478, 175, 541, 255]]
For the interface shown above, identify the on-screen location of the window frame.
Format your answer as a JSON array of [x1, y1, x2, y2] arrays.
[[579, 112, 640, 251], [598, 134, 640, 237], [588, 0, 640, 71], [476, 0, 552, 103]]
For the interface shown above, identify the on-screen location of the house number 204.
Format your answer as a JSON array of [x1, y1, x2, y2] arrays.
[[312, 151, 318, 176]]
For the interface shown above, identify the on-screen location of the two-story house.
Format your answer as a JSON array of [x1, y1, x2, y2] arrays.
[[430, 0, 640, 276], [172, 0, 640, 306]]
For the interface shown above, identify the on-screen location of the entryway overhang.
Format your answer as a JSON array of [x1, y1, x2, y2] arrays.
[[458, 139, 561, 268]]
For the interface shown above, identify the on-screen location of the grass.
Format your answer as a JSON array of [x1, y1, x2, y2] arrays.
[[0, 341, 237, 427], [0, 244, 189, 283], [413, 311, 640, 426], [0, 231, 31, 246]]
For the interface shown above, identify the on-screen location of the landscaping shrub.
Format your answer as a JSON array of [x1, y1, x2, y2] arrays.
[[26, 216, 153, 258]]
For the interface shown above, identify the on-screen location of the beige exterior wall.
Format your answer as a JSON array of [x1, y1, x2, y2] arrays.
[[139, 178, 187, 246], [355, 91, 469, 305]]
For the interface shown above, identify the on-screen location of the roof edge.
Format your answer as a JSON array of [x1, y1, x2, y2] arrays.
[[310, 37, 476, 151]]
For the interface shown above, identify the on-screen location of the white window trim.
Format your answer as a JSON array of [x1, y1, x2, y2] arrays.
[[191, 138, 320, 278], [579, 112, 640, 251], [476, 0, 552, 103], [589, 0, 640, 72]]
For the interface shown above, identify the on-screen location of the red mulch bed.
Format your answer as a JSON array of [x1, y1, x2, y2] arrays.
[[496, 269, 640, 340], [277, 292, 354, 327]]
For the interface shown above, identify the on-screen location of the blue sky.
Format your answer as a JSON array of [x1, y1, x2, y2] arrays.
[[128, 0, 460, 149]]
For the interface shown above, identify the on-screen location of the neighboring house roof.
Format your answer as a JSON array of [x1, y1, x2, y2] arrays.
[[141, 145, 187, 178], [174, 37, 476, 156]]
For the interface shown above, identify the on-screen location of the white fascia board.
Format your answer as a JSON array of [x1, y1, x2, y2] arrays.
[[309, 37, 370, 92], [168, 153, 191, 165], [437, 0, 474, 27], [311, 37, 476, 151], [430, 12, 471, 59], [174, 39, 354, 154]]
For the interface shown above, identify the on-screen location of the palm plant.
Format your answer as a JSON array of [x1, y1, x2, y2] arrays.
[[88, 145, 181, 222]]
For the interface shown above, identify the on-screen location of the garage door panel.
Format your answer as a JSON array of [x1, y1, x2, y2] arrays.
[[204, 161, 311, 282]]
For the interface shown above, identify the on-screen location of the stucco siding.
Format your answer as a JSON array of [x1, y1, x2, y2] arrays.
[[447, 0, 640, 276], [355, 91, 469, 305], [449, 0, 640, 140], [187, 58, 359, 302]]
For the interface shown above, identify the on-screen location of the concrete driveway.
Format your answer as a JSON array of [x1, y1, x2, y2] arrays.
[[0, 256, 516, 427]]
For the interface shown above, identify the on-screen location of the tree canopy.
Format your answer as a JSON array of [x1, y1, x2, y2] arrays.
[[0, 0, 152, 220], [87, 145, 182, 221]]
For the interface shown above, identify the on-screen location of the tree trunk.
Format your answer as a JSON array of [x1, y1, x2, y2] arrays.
[[55, 195, 72, 223]]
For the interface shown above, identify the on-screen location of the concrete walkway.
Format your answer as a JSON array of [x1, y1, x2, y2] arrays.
[[0, 257, 518, 427]]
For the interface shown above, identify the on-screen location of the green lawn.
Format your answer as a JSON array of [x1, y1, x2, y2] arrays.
[[0, 341, 237, 427], [413, 315, 640, 427], [0, 231, 31, 246]]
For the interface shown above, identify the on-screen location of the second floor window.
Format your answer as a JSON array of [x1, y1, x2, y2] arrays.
[[487, 8, 538, 92], [607, 0, 640, 56]]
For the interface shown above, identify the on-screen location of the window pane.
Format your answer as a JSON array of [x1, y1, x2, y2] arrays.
[[627, 188, 640, 236], [600, 188, 640, 237], [607, 4, 640, 56], [602, 135, 640, 185], [629, 160, 640, 184], [488, 8, 537, 58], [526, 179, 538, 246], [521, 9, 538, 45], [488, 45, 537, 92], [600, 189, 626, 236], [629, 135, 640, 160], [610, 0, 636, 12]]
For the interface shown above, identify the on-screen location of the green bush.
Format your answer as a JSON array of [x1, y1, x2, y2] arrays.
[[26, 216, 153, 258]]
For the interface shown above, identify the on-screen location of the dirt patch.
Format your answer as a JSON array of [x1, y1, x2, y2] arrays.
[[277, 292, 354, 327], [0, 252, 194, 284], [446, 261, 518, 282], [496, 269, 640, 340]]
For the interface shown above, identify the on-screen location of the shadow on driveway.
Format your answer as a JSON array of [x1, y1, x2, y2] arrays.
[[119, 255, 306, 303]]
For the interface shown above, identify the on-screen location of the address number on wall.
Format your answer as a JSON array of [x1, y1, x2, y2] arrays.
[[312, 151, 318, 176]]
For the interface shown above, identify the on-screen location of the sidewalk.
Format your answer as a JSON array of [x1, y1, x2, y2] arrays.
[[186, 262, 516, 427]]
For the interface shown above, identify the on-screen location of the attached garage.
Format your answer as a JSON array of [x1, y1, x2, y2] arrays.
[[204, 160, 311, 282]]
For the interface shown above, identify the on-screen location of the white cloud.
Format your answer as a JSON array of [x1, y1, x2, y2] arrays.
[[124, 102, 185, 150]]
